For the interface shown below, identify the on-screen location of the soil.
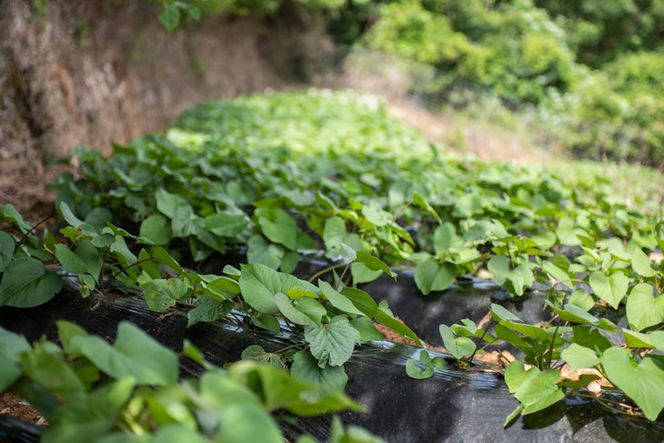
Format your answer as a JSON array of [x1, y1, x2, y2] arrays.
[[0, 393, 45, 426], [0, 0, 334, 220]]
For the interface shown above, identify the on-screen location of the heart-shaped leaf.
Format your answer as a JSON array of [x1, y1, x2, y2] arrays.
[[415, 257, 455, 295], [304, 317, 359, 367], [589, 271, 628, 309], [602, 348, 664, 421], [626, 283, 664, 331]]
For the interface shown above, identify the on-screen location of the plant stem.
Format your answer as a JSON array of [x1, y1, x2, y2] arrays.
[[545, 325, 560, 369], [308, 262, 347, 282], [109, 256, 157, 280], [273, 342, 305, 354], [17, 211, 55, 247]]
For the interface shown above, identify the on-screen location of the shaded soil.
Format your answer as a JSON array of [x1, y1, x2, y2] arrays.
[[0, 393, 44, 426]]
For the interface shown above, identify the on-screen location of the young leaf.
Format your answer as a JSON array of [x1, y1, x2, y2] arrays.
[[588, 271, 628, 309], [405, 350, 435, 379], [414, 257, 455, 295], [304, 317, 359, 367], [439, 325, 475, 360]]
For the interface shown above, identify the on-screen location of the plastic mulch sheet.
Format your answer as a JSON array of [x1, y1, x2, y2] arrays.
[[2, 285, 664, 442]]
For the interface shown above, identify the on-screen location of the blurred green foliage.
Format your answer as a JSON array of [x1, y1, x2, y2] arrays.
[[151, 0, 664, 166], [359, 0, 664, 166]]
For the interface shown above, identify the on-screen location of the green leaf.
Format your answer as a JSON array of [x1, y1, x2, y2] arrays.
[[42, 378, 135, 443], [228, 362, 361, 416], [251, 313, 281, 333], [171, 204, 197, 237], [0, 231, 15, 272], [0, 203, 31, 233], [350, 262, 382, 284], [304, 317, 359, 367], [76, 240, 103, 280], [259, 209, 298, 250], [463, 219, 509, 243], [490, 303, 521, 322], [319, 281, 363, 316], [55, 244, 88, 274], [601, 348, 664, 421], [556, 217, 580, 246], [141, 278, 189, 312], [405, 350, 436, 379], [626, 283, 664, 331], [439, 325, 475, 360], [542, 261, 573, 289], [374, 309, 422, 345], [241, 345, 286, 370], [59, 202, 85, 229], [412, 192, 440, 222], [0, 327, 30, 391], [275, 292, 316, 326], [139, 214, 172, 245], [291, 350, 348, 392], [433, 223, 457, 254], [216, 405, 283, 442], [631, 248, 656, 277], [361, 202, 392, 227], [239, 263, 317, 314], [623, 330, 664, 351], [0, 353, 21, 392], [74, 321, 178, 386], [20, 343, 85, 399], [414, 257, 455, 295], [487, 255, 510, 284], [155, 188, 181, 218], [205, 212, 248, 238], [558, 304, 617, 331], [504, 361, 564, 415], [151, 246, 182, 273], [148, 425, 207, 443], [187, 297, 229, 326], [0, 256, 62, 308], [588, 271, 628, 309], [323, 216, 346, 249], [158, 4, 181, 32], [350, 317, 383, 342], [561, 344, 599, 370], [56, 320, 88, 354], [297, 298, 327, 325], [568, 290, 595, 311], [355, 251, 396, 279], [247, 235, 284, 269]]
